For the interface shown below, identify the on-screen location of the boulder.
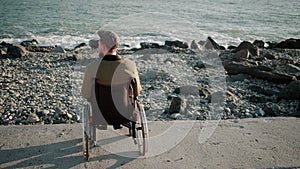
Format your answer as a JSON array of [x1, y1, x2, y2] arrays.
[[234, 49, 250, 59], [168, 97, 185, 114], [253, 40, 265, 48], [278, 80, 300, 100], [140, 42, 160, 48], [7, 44, 28, 58], [204, 37, 225, 50], [274, 38, 300, 49], [266, 41, 278, 48], [165, 40, 188, 49], [227, 45, 237, 50], [0, 41, 11, 48], [88, 39, 99, 49], [20, 39, 38, 47], [73, 43, 87, 50], [233, 41, 260, 57], [50, 46, 66, 53], [224, 61, 296, 84], [120, 43, 130, 48]]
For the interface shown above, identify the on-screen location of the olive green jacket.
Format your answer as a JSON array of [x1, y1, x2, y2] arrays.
[[81, 55, 142, 100]]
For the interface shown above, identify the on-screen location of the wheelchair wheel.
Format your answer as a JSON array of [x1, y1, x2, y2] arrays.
[[90, 124, 96, 146], [135, 102, 149, 156], [83, 103, 92, 161], [84, 131, 90, 161]]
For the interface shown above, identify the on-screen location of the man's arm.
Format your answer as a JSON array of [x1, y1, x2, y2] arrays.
[[132, 63, 142, 97], [81, 62, 98, 100]]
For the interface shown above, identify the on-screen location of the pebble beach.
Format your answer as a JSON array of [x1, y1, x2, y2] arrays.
[[0, 38, 299, 125]]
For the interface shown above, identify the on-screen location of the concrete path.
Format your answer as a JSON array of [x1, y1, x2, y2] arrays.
[[0, 117, 299, 169]]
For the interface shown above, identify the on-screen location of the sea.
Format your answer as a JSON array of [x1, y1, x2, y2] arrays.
[[0, 0, 299, 49]]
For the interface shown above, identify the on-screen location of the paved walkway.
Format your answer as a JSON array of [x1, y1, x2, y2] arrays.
[[0, 117, 299, 169]]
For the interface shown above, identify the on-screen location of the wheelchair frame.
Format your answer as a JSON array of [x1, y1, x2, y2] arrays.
[[82, 98, 149, 161]]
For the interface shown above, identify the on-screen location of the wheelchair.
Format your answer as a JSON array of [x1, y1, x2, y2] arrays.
[[82, 78, 149, 161]]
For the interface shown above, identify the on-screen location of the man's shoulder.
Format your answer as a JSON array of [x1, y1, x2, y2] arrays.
[[86, 59, 101, 68], [120, 58, 136, 66], [84, 60, 101, 74]]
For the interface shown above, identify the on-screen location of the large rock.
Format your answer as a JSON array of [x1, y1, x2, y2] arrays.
[[168, 97, 185, 114], [204, 37, 225, 50], [50, 46, 66, 53], [274, 38, 300, 49], [73, 42, 87, 51], [165, 40, 188, 49], [20, 39, 39, 47], [7, 44, 28, 58], [0, 41, 11, 48], [278, 80, 300, 100], [224, 61, 296, 84], [253, 40, 265, 48], [266, 41, 278, 48], [233, 41, 260, 57], [89, 39, 99, 49], [234, 48, 250, 59], [140, 42, 160, 48]]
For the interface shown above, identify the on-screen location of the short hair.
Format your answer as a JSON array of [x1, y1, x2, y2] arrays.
[[97, 30, 120, 51]]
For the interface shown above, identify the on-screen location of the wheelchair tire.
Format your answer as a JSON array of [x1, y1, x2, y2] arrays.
[[83, 103, 91, 161], [84, 131, 90, 161], [135, 102, 149, 156], [91, 124, 96, 146]]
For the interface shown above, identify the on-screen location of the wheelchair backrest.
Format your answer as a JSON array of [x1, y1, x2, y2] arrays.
[[94, 78, 136, 124]]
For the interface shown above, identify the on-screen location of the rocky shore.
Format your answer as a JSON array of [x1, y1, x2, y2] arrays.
[[0, 38, 299, 125]]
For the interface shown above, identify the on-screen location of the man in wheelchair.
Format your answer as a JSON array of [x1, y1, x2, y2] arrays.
[[81, 30, 148, 160], [81, 30, 142, 129]]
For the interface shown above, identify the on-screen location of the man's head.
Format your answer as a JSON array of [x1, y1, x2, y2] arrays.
[[97, 30, 120, 56]]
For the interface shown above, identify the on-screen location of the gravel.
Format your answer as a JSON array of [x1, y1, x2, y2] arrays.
[[0, 47, 299, 125]]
